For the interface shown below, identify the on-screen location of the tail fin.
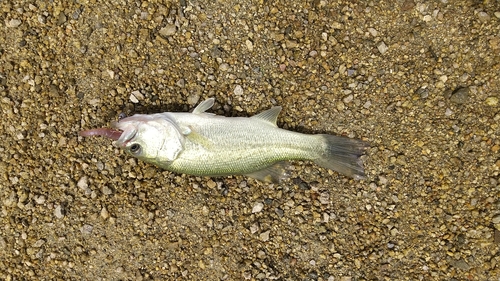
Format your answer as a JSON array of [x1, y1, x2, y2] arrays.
[[314, 135, 368, 180]]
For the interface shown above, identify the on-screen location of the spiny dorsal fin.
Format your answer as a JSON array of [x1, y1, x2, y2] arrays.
[[250, 106, 282, 127], [192, 98, 215, 114]]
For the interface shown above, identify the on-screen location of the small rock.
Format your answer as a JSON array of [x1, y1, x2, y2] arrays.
[[57, 12, 67, 25], [159, 24, 176, 37], [207, 180, 216, 189], [367, 27, 378, 37], [492, 214, 500, 224], [250, 223, 259, 234], [377, 42, 388, 54], [34, 195, 46, 204], [81, 224, 94, 235], [336, 101, 345, 111], [260, 230, 270, 241], [33, 239, 45, 248], [245, 40, 254, 52], [7, 19, 22, 28], [449, 87, 469, 104], [176, 79, 185, 88], [130, 90, 144, 103], [252, 202, 264, 213], [234, 85, 244, 96], [450, 258, 471, 270], [187, 94, 200, 106], [77, 176, 88, 190], [54, 205, 64, 218], [318, 192, 330, 204], [219, 63, 229, 71], [101, 185, 113, 195], [485, 97, 498, 106], [101, 207, 110, 219], [343, 94, 353, 103], [477, 11, 491, 23], [390, 227, 399, 236]]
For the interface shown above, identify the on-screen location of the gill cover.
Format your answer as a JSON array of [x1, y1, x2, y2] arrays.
[[113, 114, 185, 163]]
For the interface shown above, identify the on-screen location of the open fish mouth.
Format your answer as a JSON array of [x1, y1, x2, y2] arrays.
[[79, 127, 123, 140]]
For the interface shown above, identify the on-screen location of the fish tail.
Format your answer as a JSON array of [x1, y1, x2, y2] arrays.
[[314, 135, 368, 180]]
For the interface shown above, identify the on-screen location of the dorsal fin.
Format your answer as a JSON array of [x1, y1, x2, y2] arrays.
[[250, 106, 282, 127], [192, 98, 215, 114]]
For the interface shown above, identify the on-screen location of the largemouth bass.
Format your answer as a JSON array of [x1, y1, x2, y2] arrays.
[[80, 98, 368, 182]]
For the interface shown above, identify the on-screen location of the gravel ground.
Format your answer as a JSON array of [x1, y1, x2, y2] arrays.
[[1, 0, 499, 280]]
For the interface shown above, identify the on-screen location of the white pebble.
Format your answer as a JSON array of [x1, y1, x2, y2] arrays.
[[259, 230, 270, 241], [219, 63, 229, 71], [234, 85, 244, 96], [445, 108, 453, 116], [159, 24, 176, 36], [130, 90, 144, 104], [34, 195, 46, 204], [252, 202, 264, 213], [377, 42, 388, 54], [250, 223, 259, 234], [245, 39, 254, 52], [81, 224, 94, 235], [7, 19, 22, 28], [367, 27, 378, 37], [77, 176, 88, 189], [54, 205, 64, 218]]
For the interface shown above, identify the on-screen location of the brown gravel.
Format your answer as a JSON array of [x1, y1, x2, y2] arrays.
[[1, 0, 499, 280]]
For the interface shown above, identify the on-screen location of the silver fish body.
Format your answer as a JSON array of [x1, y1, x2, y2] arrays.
[[81, 98, 367, 182]]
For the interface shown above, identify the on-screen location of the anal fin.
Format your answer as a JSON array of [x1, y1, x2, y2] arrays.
[[245, 161, 291, 183]]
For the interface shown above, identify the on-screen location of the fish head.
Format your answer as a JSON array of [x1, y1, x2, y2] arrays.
[[112, 114, 185, 165]]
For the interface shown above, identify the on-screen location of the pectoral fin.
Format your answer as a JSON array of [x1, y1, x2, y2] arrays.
[[192, 98, 215, 114], [185, 126, 213, 149], [245, 161, 291, 183]]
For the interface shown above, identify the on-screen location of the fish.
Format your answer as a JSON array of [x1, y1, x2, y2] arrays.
[[80, 98, 368, 182]]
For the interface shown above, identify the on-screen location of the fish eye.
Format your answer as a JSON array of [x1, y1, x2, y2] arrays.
[[129, 143, 141, 154]]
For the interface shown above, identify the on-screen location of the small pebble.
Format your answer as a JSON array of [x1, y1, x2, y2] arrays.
[[159, 24, 176, 36], [252, 202, 264, 213], [187, 94, 200, 106], [54, 205, 64, 219], [245, 40, 254, 52], [207, 180, 216, 188], [7, 19, 22, 28], [81, 224, 94, 235], [485, 97, 498, 106], [343, 94, 353, 103], [77, 176, 88, 190], [477, 11, 490, 23], [101, 207, 110, 219], [250, 223, 259, 234], [445, 108, 453, 116], [260, 230, 270, 241], [219, 63, 229, 71], [492, 215, 500, 224], [34, 195, 46, 204], [130, 90, 144, 103], [234, 85, 244, 96], [377, 42, 388, 54], [449, 87, 469, 104], [33, 239, 45, 248], [367, 27, 378, 37]]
